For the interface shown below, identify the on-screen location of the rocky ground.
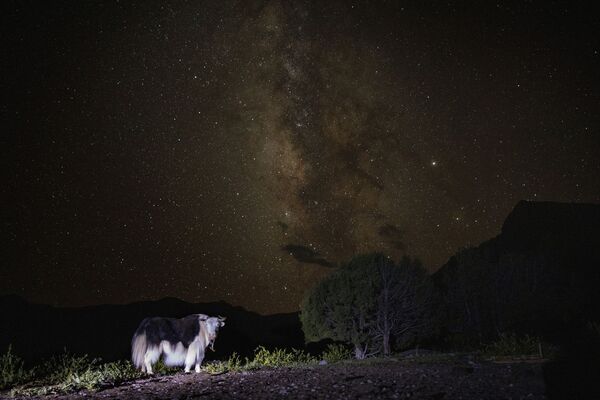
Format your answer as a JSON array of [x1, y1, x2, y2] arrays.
[[8, 359, 547, 400]]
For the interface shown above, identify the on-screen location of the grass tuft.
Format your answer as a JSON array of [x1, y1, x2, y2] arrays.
[[0, 345, 30, 390], [483, 333, 542, 358], [321, 343, 352, 363], [35, 350, 94, 385], [151, 359, 180, 376], [202, 352, 245, 374], [250, 346, 316, 368], [203, 347, 317, 375], [5, 350, 142, 397]]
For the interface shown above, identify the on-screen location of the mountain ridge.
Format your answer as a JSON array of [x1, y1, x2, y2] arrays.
[[0, 294, 304, 364], [433, 200, 600, 339]]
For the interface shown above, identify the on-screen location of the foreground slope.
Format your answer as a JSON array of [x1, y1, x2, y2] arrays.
[[11, 359, 546, 400]]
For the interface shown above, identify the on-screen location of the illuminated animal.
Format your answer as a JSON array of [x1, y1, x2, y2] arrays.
[[131, 314, 225, 374]]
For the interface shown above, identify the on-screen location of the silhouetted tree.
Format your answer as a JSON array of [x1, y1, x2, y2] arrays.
[[300, 256, 378, 359], [374, 254, 435, 355], [301, 253, 435, 358]]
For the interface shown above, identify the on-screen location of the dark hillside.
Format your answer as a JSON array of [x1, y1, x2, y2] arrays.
[[0, 295, 303, 364], [433, 200, 600, 399], [433, 200, 600, 339]]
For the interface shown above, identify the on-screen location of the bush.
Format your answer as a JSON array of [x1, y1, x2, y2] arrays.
[[225, 352, 244, 372], [203, 347, 316, 374], [0, 345, 30, 390], [150, 359, 180, 376], [7, 351, 142, 396], [483, 333, 542, 358], [321, 343, 352, 363], [202, 361, 229, 375], [57, 360, 142, 392], [202, 352, 244, 375], [250, 346, 315, 368], [34, 350, 94, 385]]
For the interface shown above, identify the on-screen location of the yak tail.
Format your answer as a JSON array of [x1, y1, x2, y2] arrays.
[[131, 332, 148, 369]]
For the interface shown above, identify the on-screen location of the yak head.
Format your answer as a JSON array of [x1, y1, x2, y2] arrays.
[[199, 315, 226, 350]]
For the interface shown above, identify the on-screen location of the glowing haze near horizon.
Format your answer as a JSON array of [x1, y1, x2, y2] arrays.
[[3, 1, 599, 313]]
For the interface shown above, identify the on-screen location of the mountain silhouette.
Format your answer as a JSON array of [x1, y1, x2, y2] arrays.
[[433, 200, 600, 339], [0, 295, 303, 364]]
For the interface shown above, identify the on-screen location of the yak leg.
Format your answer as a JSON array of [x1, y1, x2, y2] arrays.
[[195, 346, 205, 373], [144, 345, 161, 375], [184, 342, 198, 373], [144, 353, 154, 375]]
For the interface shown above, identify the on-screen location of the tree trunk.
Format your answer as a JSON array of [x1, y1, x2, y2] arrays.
[[354, 344, 366, 359], [383, 331, 391, 356]]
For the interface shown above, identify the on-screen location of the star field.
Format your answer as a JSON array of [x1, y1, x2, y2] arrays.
[[2, 1, 599, 313]]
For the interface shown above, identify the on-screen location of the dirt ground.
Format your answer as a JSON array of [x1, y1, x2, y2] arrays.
[[8, 359, 547, 400]]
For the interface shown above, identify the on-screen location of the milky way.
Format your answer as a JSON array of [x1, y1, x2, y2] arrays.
[[3, 1, 599, 313]]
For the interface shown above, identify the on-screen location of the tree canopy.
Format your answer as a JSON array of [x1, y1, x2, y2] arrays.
[[300, 253, 435, 358]]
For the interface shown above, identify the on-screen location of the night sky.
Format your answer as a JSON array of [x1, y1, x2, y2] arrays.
[[3, 1, 599, 313]]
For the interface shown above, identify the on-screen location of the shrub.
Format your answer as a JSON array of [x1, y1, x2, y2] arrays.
[[34, 350, 94, 385], [151, 359, 180, 376], [483, 333, 541, 358], [0, 345, 30, 390], [250, 346, 315, 368], [202, 352, 244, 375], [203, 347, 316, 374], [202, 361, 229, 375], [321, 343, 352, 363], [100, 360, 143, 382], [8, 352, 142, 396], [225, 352, 244, 372], [57, 360, 141, 392]]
